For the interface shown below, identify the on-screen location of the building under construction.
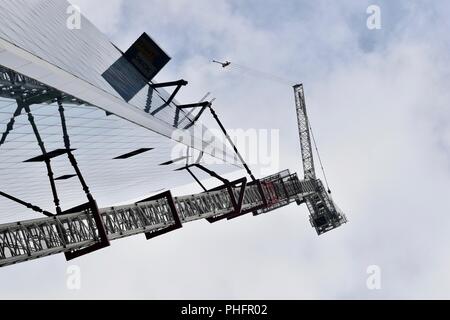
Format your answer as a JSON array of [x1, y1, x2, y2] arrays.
[[0, 0, 347, 267]]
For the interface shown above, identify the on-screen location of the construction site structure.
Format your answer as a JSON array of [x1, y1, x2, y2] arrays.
[[0, 71, 347, 267]]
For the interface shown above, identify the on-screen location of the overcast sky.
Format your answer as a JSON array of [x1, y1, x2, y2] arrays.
[[1, 0, 450, 299]]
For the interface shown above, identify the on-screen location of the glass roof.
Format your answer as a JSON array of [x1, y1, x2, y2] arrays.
[[0, 0, 233, 158], [0, 0, 242, 223], [0, 89, 239, 223]]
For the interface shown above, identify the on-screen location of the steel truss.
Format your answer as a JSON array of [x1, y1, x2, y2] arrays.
[[294, 84, 347, 234], [0, 66, 111, 264], [0, 171, 315, 267], [0, 66, 347, 268]]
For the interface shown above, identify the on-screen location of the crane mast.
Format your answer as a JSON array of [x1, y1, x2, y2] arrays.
[[294, 84, 347, 234], [294, 84, 316, 180], [0, 0, 349, 268]]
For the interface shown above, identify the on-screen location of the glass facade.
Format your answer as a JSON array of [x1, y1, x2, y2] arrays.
[[0, 0, 241, 222], [0, 0, 233, 158]]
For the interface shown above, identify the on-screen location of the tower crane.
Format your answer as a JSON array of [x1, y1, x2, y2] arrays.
[[293, 84, 347, 234], [0, 78, 347, 267]]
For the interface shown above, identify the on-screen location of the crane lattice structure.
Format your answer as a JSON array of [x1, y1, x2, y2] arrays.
[[0, 65, 346, 267], [0, 1, 347, 267]]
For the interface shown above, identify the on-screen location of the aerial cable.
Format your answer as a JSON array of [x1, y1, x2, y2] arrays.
[[309, 121, 332, 194], [212, 59, 295, 86], [211, 58, 332, 191], [231, 62, 295, 86]]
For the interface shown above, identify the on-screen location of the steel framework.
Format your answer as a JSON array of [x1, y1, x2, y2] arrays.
[[0, 66, 347, 268], [0, 173, 316, 267], [294, 84, 347, 234]]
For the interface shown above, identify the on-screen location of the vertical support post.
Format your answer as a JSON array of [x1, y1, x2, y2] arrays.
[[57, 98, 110, 260], [205, 177, 248, 223], [137, 191, 183, 240], [21, 100, 62, 215], [57, 98, 94, 204]]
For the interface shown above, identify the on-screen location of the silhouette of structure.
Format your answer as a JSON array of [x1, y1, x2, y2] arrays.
[[0, 0, 346, 267]]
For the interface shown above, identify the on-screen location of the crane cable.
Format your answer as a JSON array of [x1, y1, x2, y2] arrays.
[[212, 59, 296, 86], [230, 62, 296, 86], [309, 122, 332, 194], [211, 59, 333, 193]]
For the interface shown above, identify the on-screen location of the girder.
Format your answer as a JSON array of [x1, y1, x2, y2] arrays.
[[0, 86, 347, 266], [0, 1, 349, 270], [0, 66, 89, 105], [294, 84, 316, 180], [0, 171, 311, 267]]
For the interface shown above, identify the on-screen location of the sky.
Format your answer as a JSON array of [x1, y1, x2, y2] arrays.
[[0, 0, 450, 299]]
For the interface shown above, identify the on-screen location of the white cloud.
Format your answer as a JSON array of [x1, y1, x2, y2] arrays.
[[0, 0, 449, 299], [68, 0, 123, 34]]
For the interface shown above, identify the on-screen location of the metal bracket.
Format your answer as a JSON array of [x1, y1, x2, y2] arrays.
[[148, 80, 188, 116], [176, 163, 252, 222], [175, 102, 257, 182], [63, 200, 110, 261], [153, 80, 187, 106], [177, 101, 211, 109], [230, 179, 267, 219], [176, 163, 230, 185], [137, 190, 183, 240], [150, 80, 188, 89], [206, 177, 248, 223], [183, 106, 208, 129]]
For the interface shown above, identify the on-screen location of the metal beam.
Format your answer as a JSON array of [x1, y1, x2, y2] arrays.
[[294, 84, 315, 180], [177, 101, 211, 109], [57, 98, 110, 259], [0, 171, 312, 267], [0, 191, 53, 217], [150, 80, 188, 89], [209, 107, 257, 182], [22, 101, 62, 215], [175, 102, 257, 182]]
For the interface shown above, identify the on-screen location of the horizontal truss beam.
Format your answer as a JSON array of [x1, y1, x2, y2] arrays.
[[0, 171, 319, 267]]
